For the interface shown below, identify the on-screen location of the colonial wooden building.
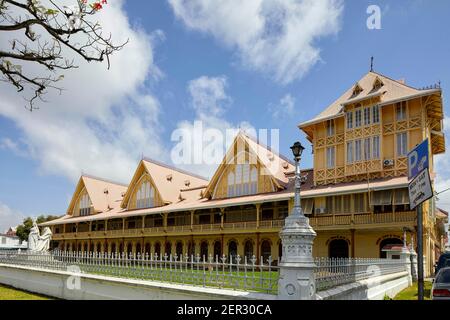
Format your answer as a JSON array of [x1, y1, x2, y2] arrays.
[[42, 70, 447, 276]]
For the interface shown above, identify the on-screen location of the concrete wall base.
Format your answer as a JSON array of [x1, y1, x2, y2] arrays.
[[316, 271, 410, 300]]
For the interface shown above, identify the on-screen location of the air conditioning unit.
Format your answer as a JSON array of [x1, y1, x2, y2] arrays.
[[383, 159, 394, 167]]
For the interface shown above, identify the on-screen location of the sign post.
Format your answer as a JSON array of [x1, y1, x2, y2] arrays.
[[407, 139, 431, 301]]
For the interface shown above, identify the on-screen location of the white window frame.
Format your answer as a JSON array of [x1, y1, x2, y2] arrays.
[[227, 162, 258, 197], [347, 141, 354, 164], [397, 132, 408, 157], [355, 109, 362, 127], [326, 120, 335, 137], [372, 105, 380, 124], [355, 139, 362, 162], [346, 112, 353, 129], [364, 108, 371, 126], [326, 147, 335, 168], [372, 136, 380, 159], [364, 137, 372, 160], [396, 101, 407, 121]]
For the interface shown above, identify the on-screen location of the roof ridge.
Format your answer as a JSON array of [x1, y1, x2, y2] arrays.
[[240, 132, 295, 166], [142, 157, 209, 181], [81, 174, 128, 187], [369, 70, 420, 92]]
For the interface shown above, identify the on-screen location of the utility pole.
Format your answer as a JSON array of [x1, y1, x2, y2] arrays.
[[417, 204, 424, 300]]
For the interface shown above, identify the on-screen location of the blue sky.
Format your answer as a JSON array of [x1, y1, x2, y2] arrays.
[[1, 0, 450, 231]]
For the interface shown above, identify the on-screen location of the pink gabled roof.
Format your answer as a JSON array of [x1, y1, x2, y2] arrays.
[[66, 175, 127, 215], [298, 71, 440, 128]]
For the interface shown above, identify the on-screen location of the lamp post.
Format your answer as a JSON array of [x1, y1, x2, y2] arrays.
[[278, 141, 317, 300], [290, 141, 305, 219]]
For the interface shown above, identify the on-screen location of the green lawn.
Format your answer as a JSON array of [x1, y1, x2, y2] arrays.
[[393, 281, 432, 300], [0, 284, 52, 300]]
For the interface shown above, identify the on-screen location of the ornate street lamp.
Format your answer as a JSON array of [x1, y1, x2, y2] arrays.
[[290, 141, 305, 219], [278, 141, 317, 300]]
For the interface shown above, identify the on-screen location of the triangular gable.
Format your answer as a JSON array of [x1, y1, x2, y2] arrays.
[[203, 133, 295, 199], [299, 70, 438, 128], [67, 175, 127, 215], [121, 159, 209, 208]]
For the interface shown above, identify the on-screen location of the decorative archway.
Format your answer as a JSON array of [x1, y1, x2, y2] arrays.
[[145, 243, 151, 255], [200, 241, 208, 259], [244, 239, 254, 261], [228, 240, 238, 261], [136, 243, 142, 255], [329, 239, 349, 258], [96, 242, 102, 253], [260, 240, 271, 264], [127, 242, 133, 256], [176, 241, 183, 258], [213, 241, 222, 259], [154, 242, 161, 256], [164, 241, 171, 256], [379, 238, 403, 258], [111, 243, 116, 254]]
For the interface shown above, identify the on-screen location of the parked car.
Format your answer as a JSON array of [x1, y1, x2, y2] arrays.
[[435, 252, 450, 275], [431, 267, 450, 300]]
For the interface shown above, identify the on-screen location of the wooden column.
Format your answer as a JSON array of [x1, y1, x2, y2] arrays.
[[142, 216, 145, 230], [256, 203, 261, 229], [163, 213, 168, 232], [105, 220, 108, 232], [190, 210, 195, 230], [122, 218, 125, 232], [351, 229, 355, 258], [220, 208, 225, 229], [256, 233, 260, 264]]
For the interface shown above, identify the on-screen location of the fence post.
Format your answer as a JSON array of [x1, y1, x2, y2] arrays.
[[400, 233, 412, 286], [278, 214, 317, 300], [409, 237, 418, 282]]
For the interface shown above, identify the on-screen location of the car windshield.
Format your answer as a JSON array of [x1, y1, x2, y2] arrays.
[[436, 269, 450, 284]]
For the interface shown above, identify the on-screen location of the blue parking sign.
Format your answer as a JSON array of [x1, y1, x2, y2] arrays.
[[408, 139, 429, 180]]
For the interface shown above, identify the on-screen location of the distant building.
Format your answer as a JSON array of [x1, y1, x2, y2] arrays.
[[5, 227, 17, 237], [0, 233, 27, 250]]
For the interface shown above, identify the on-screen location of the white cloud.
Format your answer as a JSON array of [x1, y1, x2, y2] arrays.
[[0, 202, 25, 234], [172, 75, 255, 178], [0, 0, 167, 184], [168, 0, 344, 84], [270, 93, 296, 119]]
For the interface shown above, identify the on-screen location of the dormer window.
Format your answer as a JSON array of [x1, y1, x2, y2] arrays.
[[372, 77, 384, 91], [79, 194, 91, 216], [227, 162, 258, 197], [136, 181, 155, 209], [352, 83, 363, 97]]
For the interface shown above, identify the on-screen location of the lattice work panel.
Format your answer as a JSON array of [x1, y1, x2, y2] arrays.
[[371, 125, 381, 135], [336, 134, 345, 143], [326, 169, 336, 178], [316, 138, 325, 148], [345, 165, 355, 176], [396, 169, 407, 176], [336, 167, 345, 177], [397, 157, 407, 169], [346, 130, 354, 140], [369, 172, 382, 180], [316, 170, 326, 181], [326, 136, 335, 146], [384, 170, 395, 178], [336, 177, 346, 184], [353, 129, 363, 139], [363, 127, 372, 136], [409, 117, 421, 129], [396, 121, 408, 131], [383, 123, 394, 134]]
